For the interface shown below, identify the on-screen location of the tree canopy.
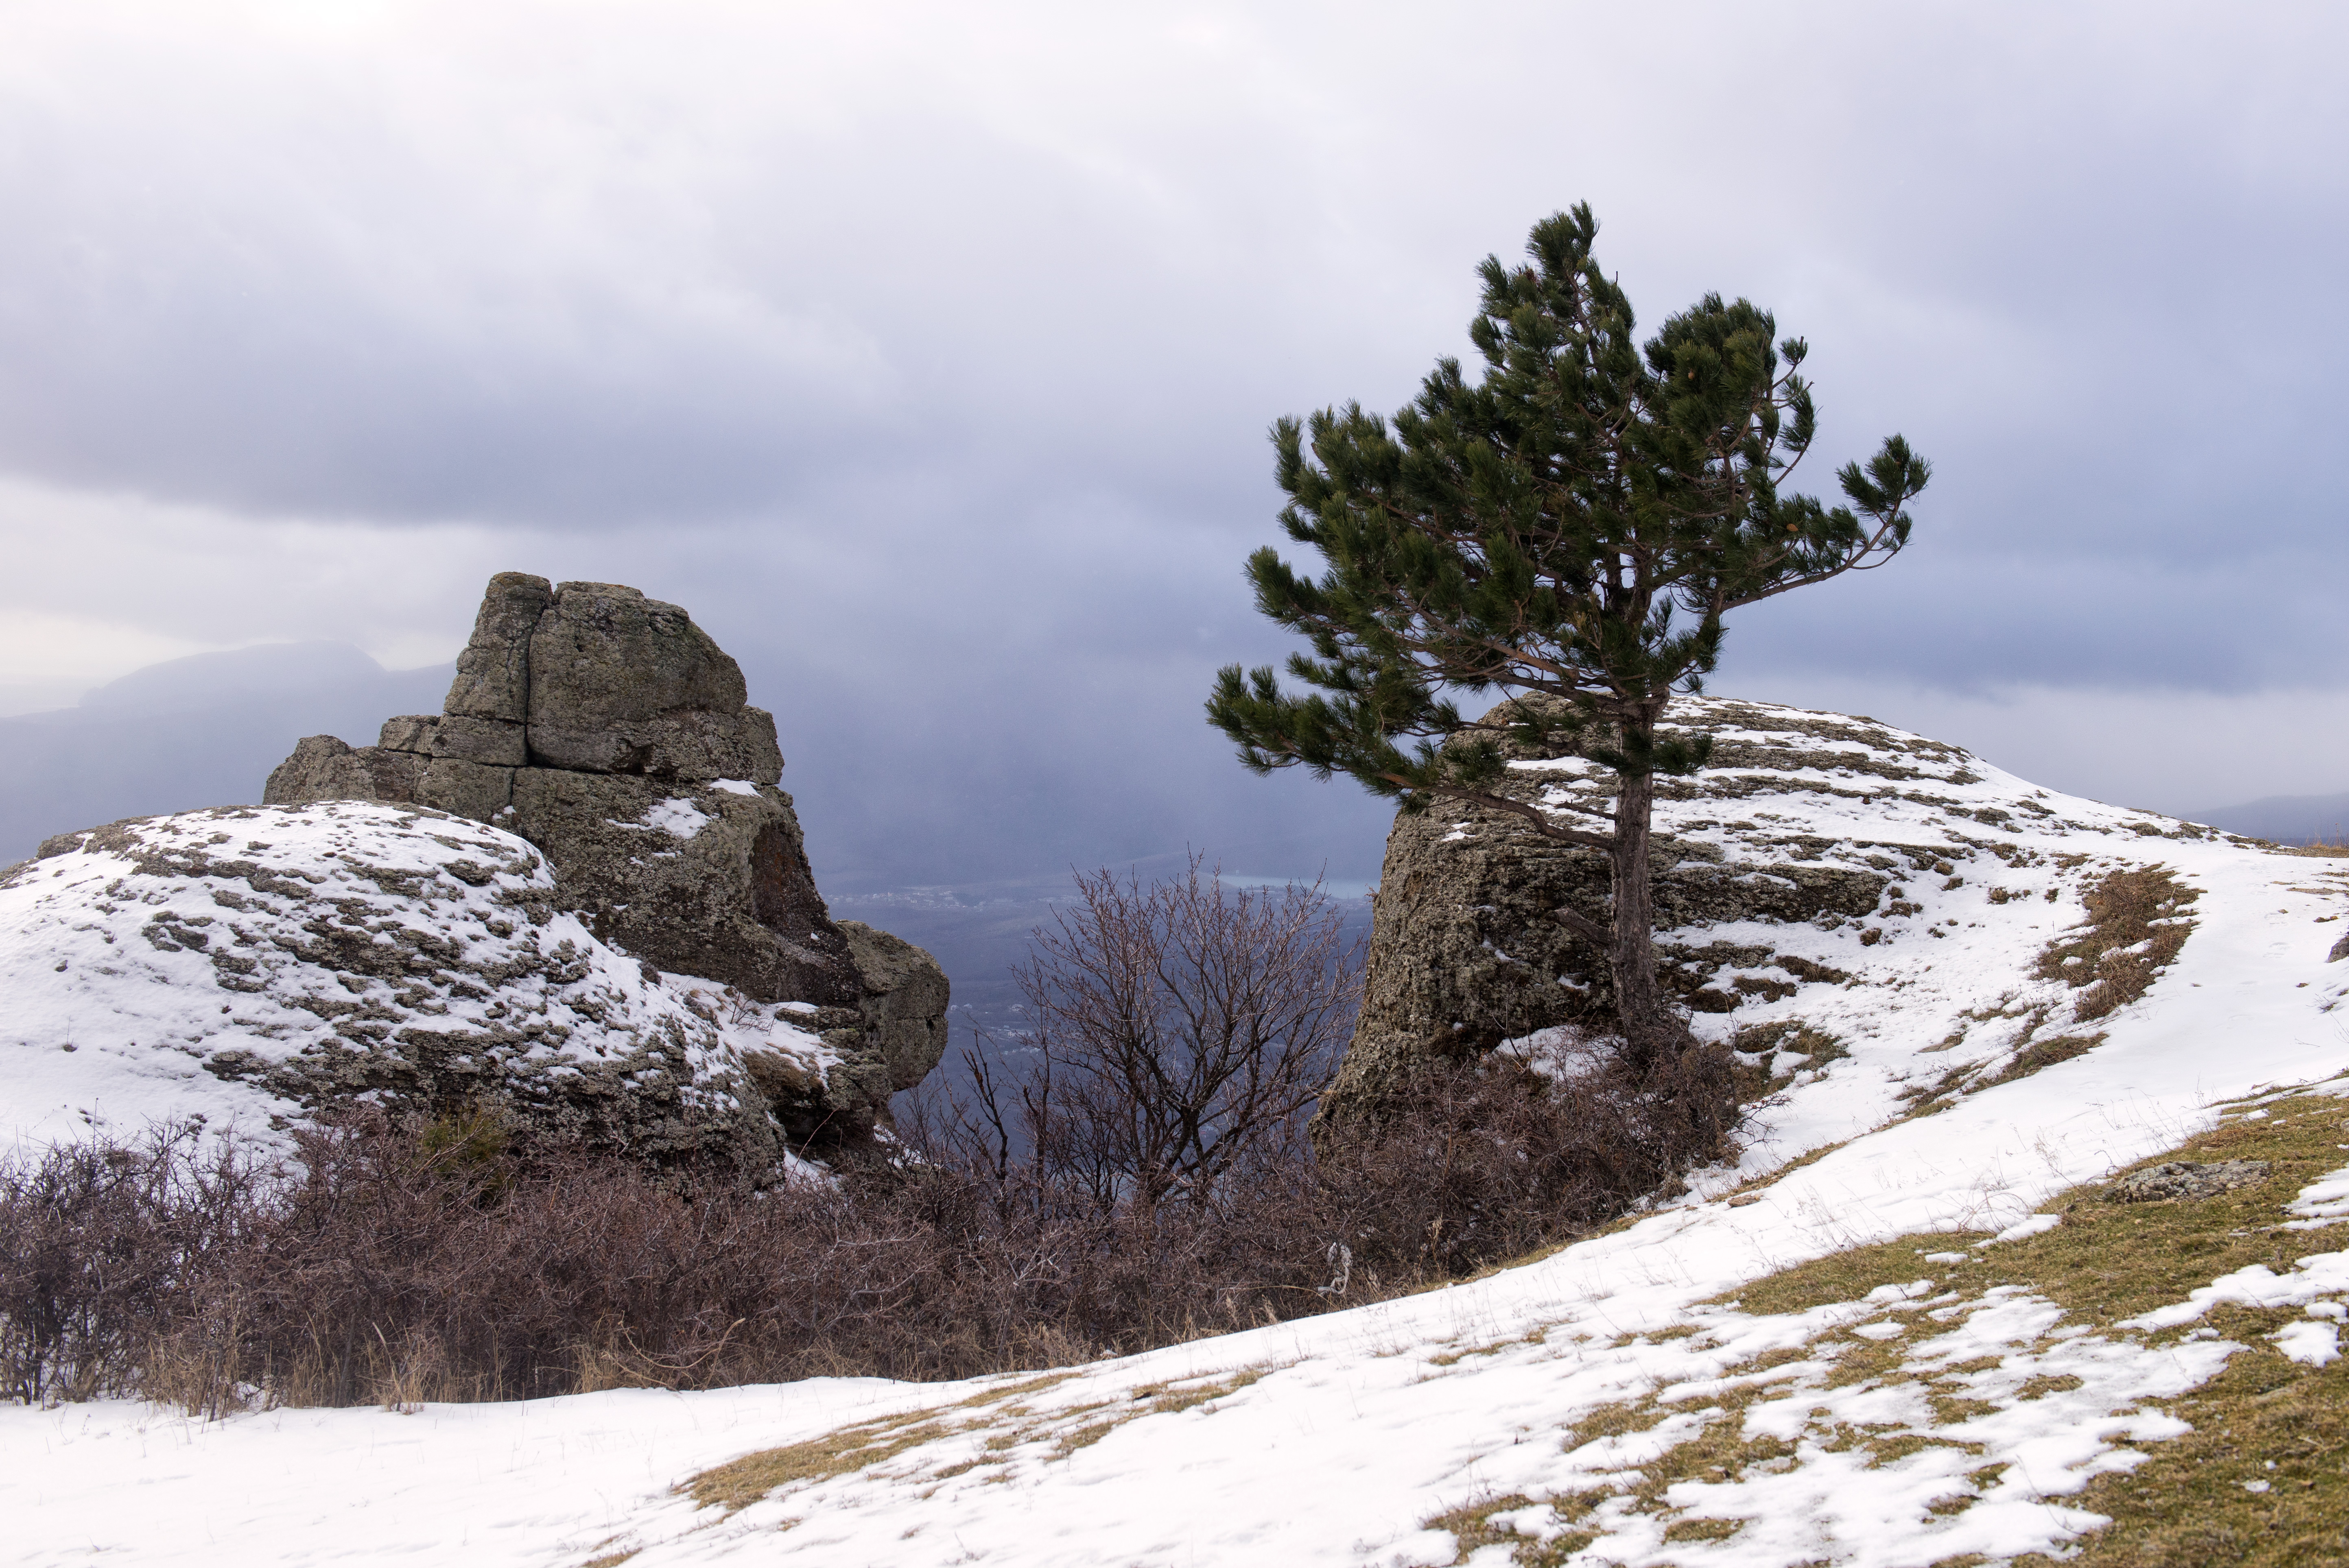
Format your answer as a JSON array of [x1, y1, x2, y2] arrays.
[[1208, 203, 1928, 1064]]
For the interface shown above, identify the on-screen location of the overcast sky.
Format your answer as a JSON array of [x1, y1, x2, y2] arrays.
[[2, 2, 2343, 885]]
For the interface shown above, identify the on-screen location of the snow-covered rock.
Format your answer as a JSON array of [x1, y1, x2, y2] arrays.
[[260, 573, 951, 1144], [1334, 694, 2270, 1122], [0, 800, 841, 1166]]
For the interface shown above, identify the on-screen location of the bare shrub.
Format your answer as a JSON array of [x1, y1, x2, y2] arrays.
[[924, 856, 1358, 1214], [0, 1124, 262, 1408], [4, 1061, 1728, 1411], [1313, 1043, 1738, 1284], [2, 867, 1738, 1412]]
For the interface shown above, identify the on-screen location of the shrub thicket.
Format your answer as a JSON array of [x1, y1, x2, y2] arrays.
[[0, 1059, 1729, 1412], [0, 867, 1734, 1413]]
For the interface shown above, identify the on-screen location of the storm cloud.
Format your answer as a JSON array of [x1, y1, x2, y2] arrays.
[[2, 2, 2343, 887]]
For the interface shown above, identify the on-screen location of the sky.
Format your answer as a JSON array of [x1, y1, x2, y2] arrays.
[[1, 1, 2343, 887]]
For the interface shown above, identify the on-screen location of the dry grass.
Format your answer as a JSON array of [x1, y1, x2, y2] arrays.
[[2032, 864, 2200, 1021], [1984, 1030, 2106, 1087], [1426, 1492, 1603, 1565], [687, 1412, 955, 1512], [2005, 1092, 2349, 1567], [1727, 1020, 1849, 1101], [686, 1376, 1081, 1510], [1129, 1367, 1268, 1416], [682, 1365, 1272, 1514], [1726, 1094, 2343, 1330], [1042, 1368, 1273, 1459], [1430, 1083, 2349, 1566]]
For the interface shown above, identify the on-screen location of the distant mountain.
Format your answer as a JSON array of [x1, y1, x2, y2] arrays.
[[2187, 790, 2349, 844], [0, 643, 452, 865]]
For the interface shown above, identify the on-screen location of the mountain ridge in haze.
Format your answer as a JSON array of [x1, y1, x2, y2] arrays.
[[0, 643, 453, 867], [2188, 789, 2349, 844]]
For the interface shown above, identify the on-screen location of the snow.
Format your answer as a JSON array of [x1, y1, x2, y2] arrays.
[[630, 797, 717, 839], [2273, 1319, 2341, 1366], [7, 700, 2349, 1565], [2284, 1159, 2349, 1228], [658, 969, 837, 1084], [4, 1380, 950, 1566], [1986, 1213, 2063, 1244], [1481, 1285, 2222, 1568], [2125, 1249, 2349, 1330], [0, 801, 820, 1151]]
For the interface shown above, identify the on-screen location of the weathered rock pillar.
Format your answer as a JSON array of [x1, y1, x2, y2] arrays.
[[265, 575, 949, 1141]]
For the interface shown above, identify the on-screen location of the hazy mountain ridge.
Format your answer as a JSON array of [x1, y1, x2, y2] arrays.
[[2188, 789, 2349, 845], [0, 644, 453, 868]]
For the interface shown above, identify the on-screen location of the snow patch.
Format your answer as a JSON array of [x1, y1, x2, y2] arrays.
[[0, 802, 766, 1151], [2284, 1159, 2349, 1229], [1986, 1213, 2065, 1245], [2274, 1319, 2340, 1366], [633, 797, 716, 839]]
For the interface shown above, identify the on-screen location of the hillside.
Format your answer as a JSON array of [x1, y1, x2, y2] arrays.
[[5, 700, 2348, 1566]]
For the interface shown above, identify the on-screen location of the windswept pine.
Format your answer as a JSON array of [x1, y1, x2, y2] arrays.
[[1208, 205, 1929, 1069]]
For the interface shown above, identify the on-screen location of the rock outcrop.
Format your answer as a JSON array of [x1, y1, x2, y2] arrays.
[[2101, 1160, 2272, 1204], [1329, 694, 2120, 1125], [261, 574, 946, 1143], [1, 802, 830, 1167]]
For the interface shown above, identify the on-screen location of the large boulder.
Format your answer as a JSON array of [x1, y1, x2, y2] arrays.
[[839, 921, 953, 1092], [502, 767, 857, 1009], [0, 802, 841, 1170], [524, 582, 784, 782], [1329, 696, 1964, 1125], [260, 574, 948, 1145]]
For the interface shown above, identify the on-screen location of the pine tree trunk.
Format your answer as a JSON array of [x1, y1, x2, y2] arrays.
[[1606, 759, 1685, 1072]]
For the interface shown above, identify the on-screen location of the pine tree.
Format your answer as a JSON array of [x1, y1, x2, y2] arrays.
[[1207, 205, 1929, 1069]]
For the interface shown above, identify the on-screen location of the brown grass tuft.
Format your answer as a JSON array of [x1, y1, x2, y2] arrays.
[[688, 1413, 955, 1512], [2034, 865, 2199, 1021]]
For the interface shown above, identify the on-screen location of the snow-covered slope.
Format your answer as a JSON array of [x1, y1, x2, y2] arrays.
[[0, 801, 838, 1162], [6, 705, 2348, 1566], [1517, 694, 2329, 1170]]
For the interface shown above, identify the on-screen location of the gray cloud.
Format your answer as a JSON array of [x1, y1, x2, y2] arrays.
[[1, 1, 2343, 878]]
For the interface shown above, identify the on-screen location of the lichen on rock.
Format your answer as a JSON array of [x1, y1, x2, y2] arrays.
[[249, 572, 950, 1150], [1, 801, 804, 1168]]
